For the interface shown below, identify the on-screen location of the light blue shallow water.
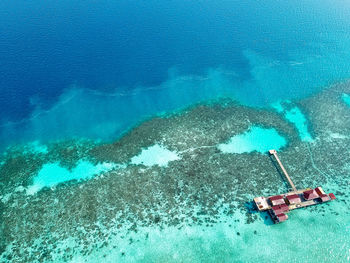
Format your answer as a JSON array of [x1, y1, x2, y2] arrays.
[[271, 102, 313, 142], [218, 126, 287, 154], [130, 144, 180, 167], [26, 161, 117, 195], [342, 93, 350, 106]]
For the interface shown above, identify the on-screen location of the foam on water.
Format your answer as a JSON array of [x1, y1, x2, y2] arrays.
[[217, 126, 287, 154], [131, 144, 180, 167], [26, 160, 117, 195]]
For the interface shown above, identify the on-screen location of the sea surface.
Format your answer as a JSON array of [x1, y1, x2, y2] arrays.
[[0, 1, 350, 262]]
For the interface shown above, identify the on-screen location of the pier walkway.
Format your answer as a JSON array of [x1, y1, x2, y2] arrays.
[[253, 150, 336, 223], [269, 149, 297, 192]]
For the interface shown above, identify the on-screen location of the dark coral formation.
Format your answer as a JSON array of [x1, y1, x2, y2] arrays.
[[1, 82, 350, 262]]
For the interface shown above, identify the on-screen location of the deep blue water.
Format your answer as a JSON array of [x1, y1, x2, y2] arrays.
[[1, 0, 350, 149]]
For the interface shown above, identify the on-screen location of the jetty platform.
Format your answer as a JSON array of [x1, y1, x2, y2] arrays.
[[253, 150, 336, 224]]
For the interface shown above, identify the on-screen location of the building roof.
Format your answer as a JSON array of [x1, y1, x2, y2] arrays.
[[276, 213, 288, 222], [315, 187, 325, 196], [303, 189, 319, 200], [272, 204, 289, 215], [269, 195, 286, 206], [269, 195, 283, 201], [286, 194, 301, 204], [286, 194, 301, 201], [329, 193, 336, 200], [254, 196, 269, 211], [319, 194, 330, 202]]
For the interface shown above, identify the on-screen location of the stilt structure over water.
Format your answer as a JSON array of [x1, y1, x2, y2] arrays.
[[253, 149, 336, 224]]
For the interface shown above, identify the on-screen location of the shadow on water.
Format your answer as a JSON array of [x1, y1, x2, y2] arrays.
[[244, 201, 258, 214], [245, 201, 274, 225], [260, 211, 275, 225]]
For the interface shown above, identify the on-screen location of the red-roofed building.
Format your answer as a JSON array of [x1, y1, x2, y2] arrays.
[[315, 187, 326, 196], [303, 189, 319, 200], [271, 204, 289, 215], [286, 194, 301, 205], [276, 213, 288, 223], [319, 194, 331, 202], [269, 195, 285, 206]]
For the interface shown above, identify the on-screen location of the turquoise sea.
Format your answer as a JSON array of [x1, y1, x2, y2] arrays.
[[0, 0, 350, 262]]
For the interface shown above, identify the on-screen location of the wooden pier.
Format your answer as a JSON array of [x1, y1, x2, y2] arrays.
[[253, 150, 336, 224], [269, 149, 297, 192]]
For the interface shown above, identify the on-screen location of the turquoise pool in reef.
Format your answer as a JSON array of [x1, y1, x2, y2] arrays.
[[217, 126, 287, 154], [26, 161, 118, 195], [343, 93, 350, 107], [1, 0, 350, 262], [130, 144, 180, 167]]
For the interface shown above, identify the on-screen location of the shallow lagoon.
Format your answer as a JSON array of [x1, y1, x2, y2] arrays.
[[342, 93, 350, 107], [130, 144, 180, 167], [218, 126, 287, 154], [26, 160, 117, 195]]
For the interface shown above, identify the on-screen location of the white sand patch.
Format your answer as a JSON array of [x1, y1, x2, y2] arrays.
[[131, 144, 180, 167]]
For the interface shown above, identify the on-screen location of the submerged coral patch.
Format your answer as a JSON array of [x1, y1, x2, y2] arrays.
[[2, 83, 350, 262], [131, 144, 180, 167], [217, 126, 287, 154], [27, 160, 117, 195]]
